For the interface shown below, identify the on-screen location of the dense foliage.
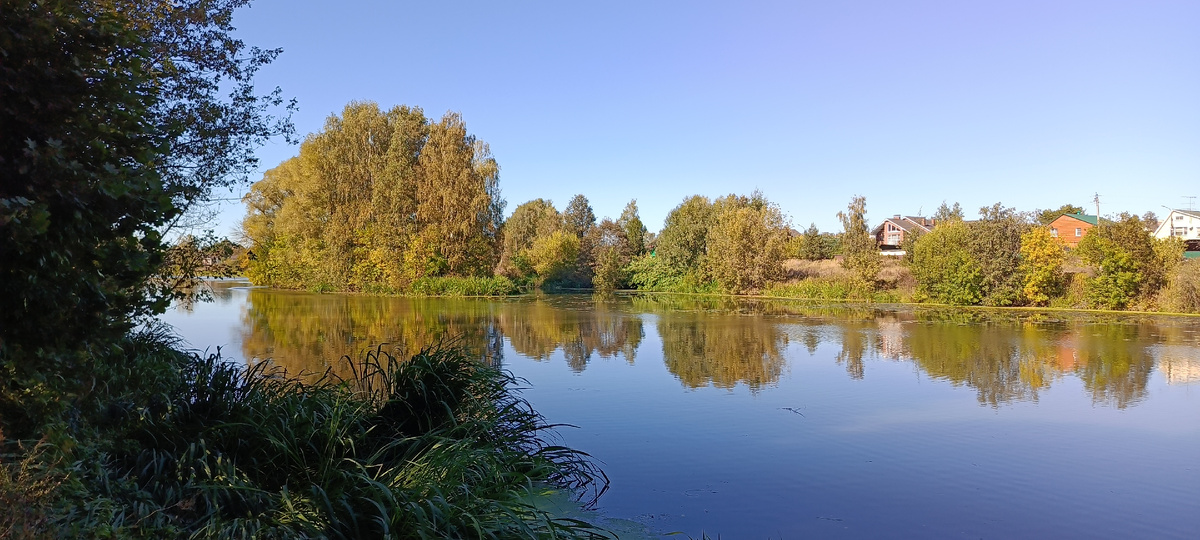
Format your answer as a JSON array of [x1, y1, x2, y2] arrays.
[[242, 102, 505, 292]]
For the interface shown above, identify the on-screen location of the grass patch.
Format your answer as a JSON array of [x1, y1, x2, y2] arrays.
[[764, 276, 905, 303], [408, 275, 522, 296]]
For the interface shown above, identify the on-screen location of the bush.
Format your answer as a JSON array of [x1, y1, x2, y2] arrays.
[[1158, 259, 1200, 313]]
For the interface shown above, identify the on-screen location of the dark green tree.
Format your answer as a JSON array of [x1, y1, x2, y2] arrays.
[[563, 194, 596, 239], [617, 199, 647, 257], [1, 0, 173, 433], [1036, 204, 1085, 226]]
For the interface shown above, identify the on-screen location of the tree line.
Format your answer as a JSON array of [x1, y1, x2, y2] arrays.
[[240, 102, 1199, 313]]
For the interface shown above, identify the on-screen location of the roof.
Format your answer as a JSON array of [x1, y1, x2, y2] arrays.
[[872, 215, 934, 235], [1171, 209, 1200, 220], [1184, 251, 1200, 259], [1058, 212, 1098, 226]]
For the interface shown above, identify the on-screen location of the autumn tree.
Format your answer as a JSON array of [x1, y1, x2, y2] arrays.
[[1076, 214, 1180, 309], [837, 195, 881, 283], [1019, 227, 1066, 306], [706, 193, 789, 293], [498, 199, 562, 278], [243, 104, 504, 291]]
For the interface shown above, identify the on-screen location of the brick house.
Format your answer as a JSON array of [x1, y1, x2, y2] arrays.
[[873, 215, 935, 252], [1048, 213, 1097, 248]]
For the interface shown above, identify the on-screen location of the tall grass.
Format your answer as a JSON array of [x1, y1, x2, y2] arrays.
[[408, 276, 522, 296], [3, 329, 609, 538]]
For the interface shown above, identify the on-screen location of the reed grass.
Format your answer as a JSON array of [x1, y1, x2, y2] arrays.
[[2, 329, 610, 538]]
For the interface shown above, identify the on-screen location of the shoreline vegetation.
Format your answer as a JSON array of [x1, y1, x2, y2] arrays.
[[237, 103, 1199, 315]]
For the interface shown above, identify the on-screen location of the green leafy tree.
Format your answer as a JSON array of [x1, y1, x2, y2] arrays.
[[908, 221, 983, 305], [1019, 227, 1066, 305], [933, 201, 964, 223], [617, 199, 648, 257], [589, 219, 630, 294], [1075, 214, 1170, 309], [969, 203, 1030, 306], [656, 195, 715, 276], [563, 194, 596, 239], [791, 223, 837, 260], [1, 0, 173, 423], [1036, 204, 1085, 226], [837, 195, 881, 283]]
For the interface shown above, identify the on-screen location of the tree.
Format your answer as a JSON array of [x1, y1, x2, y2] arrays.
[[243, 104, 505, 290], [498, 199, 562, 277], [416, 112, 504, 276], [525, 230, 580, 286], [617, 199, 647, 258], [656, 195, 715, 276], [563, 194, 596, 239], [100, 0, 296, 223], [837, 195, 880, 283], [1036, 204, 1085, 226], [933, 201, 964, 223], [706, 194, 789, 293], [1075, 214, 1163, 309], [1, 1, 173, 363], [908, 222, 983, 305], [589, 219, 630, 294], [1019, 227, 1066, 306], [969, 203, 1030, 306]]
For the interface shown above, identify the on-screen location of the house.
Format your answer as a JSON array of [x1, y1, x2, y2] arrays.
[[1048, 213, 1097, 248], [873, 215, 935, 252], [1152, 209, 1200, 242]]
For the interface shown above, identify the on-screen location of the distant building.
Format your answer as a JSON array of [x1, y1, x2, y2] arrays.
[[1048, 213, 1098, 248], [872, 215, 935, 252], [1152, 209, 1200, 256], [1152, 209, 1200, 241]]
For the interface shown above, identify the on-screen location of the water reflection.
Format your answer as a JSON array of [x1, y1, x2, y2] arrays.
[[230, 288, 1200, 408]]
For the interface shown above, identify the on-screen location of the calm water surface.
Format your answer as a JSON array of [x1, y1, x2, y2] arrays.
[[162, 280, 1200, 539]]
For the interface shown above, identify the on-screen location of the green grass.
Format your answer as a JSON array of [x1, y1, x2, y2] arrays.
[[763, 277, 904, 303], [1, 328, 610, 538], [408, 275, 522, 296]]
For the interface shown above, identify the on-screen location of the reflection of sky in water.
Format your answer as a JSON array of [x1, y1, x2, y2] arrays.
[[163, 286, 1200, 539]]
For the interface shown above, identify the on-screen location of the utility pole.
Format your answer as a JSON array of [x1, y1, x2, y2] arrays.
[[1184, 196, 1197, 211], [1093, 193, 1100, 218]]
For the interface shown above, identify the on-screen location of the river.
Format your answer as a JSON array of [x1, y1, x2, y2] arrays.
[[161, 279, 1200, 539]]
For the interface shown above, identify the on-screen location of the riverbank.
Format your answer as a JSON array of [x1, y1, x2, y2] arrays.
[[1, 329, 612, 538]]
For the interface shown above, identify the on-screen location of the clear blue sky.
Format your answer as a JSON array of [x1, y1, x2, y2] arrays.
[[212, 0, 1200, 237]]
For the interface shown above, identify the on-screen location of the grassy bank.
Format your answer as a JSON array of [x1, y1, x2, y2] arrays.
[[0, 329, 609, 538]]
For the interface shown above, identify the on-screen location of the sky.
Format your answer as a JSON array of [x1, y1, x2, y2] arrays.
[[210, 0, 1200, 238]]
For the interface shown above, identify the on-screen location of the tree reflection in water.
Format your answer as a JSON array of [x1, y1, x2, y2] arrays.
[[237, 289, 1190, 408]]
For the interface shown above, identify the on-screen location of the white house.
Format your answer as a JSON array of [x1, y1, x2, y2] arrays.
[[1153, 209, 1200, 241]]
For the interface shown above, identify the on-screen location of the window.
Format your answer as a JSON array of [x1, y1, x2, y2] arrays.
[[1050, 228, 1058, 237], [887, 233, 900, 244], [1075, 228, 1082, 237]]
